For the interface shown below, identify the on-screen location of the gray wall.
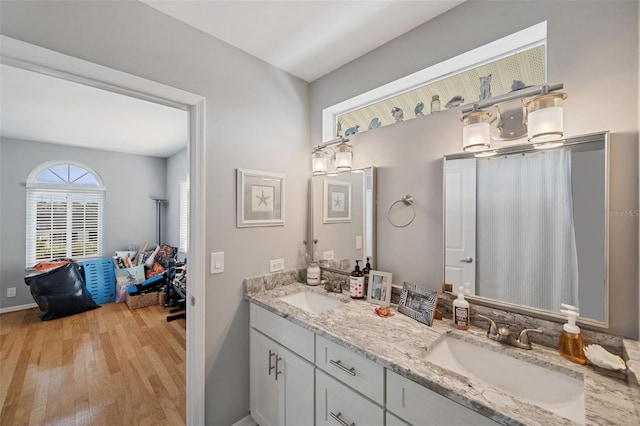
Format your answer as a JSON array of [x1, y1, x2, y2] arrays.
[[0, 1, 309, 424], [0, 137, 166, 309], [310, 1, 639, 338], [166, 147, 187, 253]]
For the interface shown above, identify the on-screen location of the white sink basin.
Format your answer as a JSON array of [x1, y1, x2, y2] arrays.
[[424, 337, 585, 424], [279, 291, 343, 314]]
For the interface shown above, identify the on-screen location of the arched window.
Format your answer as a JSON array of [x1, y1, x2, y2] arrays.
[[26, 161, 105, 267]]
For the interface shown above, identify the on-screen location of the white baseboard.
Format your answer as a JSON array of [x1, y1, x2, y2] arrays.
[[0, 302, 38, 314], [231, 414, 257, 426]]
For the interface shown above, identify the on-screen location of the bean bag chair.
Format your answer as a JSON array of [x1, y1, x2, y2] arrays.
[[24, 262, 100, 320]]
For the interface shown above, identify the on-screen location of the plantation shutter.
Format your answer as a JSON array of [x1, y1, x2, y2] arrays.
[[26, 190, 105, 267]]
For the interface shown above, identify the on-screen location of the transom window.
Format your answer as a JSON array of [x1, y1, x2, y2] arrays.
[[322, 22, 547, 141], [26, 161, 105, 267]]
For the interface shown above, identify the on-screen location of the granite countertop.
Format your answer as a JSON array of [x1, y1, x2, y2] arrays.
[[245, 279, 640, 426]]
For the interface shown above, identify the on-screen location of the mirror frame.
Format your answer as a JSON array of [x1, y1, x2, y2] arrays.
[[442, 131, 610, 329], [310, 166, 377, 275]]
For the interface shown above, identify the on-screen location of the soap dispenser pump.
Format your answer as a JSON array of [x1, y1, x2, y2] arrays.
[[453, 284, 470, 330], [559, 303, 586, 364], [349, 260, 365, 299]]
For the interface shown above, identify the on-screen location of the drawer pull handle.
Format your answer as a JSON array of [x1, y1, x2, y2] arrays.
[[268, 350, 276, 376], [330, 411, 355, 426], [275, 355, 282, 380], [329, 359, 356, 376]]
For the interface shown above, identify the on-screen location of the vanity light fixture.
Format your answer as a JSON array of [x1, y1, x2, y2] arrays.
[[335, 142, 353, 172], [524, 87, 568, 148], [461, 83, 567, 153], [311, 148, 328, 176], [461, 107, 493, 152], [311, 136, 353, 175]]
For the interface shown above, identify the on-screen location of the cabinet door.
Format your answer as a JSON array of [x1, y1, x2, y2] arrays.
[[278, 345, 314, 426], [250, 329, 278, 426], [316, 369, 384, 426], [387, 371, 499, 426]]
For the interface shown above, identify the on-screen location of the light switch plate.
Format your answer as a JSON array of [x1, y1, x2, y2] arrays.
[[210, 252, 224, 274], [270, 258, 284, 272], [323, 250, 335, 261], [355, 235, 363, 250], [7, 287, 16, 298]]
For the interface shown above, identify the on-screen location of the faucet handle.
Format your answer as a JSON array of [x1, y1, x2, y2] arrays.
[[517, 328, 543, 349], [476, 314, 499, 338]]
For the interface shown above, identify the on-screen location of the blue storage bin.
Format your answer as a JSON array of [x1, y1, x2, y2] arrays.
[[80, 258, 116, 304]]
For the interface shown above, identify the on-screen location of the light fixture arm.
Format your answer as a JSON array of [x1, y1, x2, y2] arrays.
[[313, 135, 350, 152], [461, 83, 564, 114]]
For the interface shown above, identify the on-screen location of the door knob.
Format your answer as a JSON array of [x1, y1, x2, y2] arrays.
[[459, 257, 473, 263]]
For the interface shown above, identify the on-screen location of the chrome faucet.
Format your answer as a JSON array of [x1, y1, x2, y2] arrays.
[[476, 314, 543, 350], [324, 280, 343, 293]]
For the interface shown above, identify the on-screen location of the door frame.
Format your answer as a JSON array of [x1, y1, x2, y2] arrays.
[[1, 35, 206, 425]]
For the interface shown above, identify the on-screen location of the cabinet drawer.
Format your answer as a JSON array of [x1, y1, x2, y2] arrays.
[[315, 335, 384, 404], [250, 303, 315, 362], [316, 369, 383, 426], [387, 371, 500, 426]]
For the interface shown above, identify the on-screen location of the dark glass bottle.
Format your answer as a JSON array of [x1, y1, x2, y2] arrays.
[[362, 257, 372, 298]]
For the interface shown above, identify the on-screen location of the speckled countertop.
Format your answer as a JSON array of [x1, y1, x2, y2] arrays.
[[245, 277, 640, 426]]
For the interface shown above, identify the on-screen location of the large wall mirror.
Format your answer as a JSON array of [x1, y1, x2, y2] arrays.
[[311, 167, 376, 272], [443, 132, 609, 325]]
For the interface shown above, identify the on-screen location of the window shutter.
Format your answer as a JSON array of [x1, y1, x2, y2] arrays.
[[70, 193, 104, 259], [26, 190, 104, 267], [179, 180, 189, 253]]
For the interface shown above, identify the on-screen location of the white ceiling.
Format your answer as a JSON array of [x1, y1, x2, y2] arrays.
[[0, 64, 189, 158], [1, 1, 463, 157], [141, 0, 465, 82]]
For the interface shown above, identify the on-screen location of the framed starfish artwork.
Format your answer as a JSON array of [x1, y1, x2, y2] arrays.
[[323, 180, 351, 223], [237, 168, 285, 227]]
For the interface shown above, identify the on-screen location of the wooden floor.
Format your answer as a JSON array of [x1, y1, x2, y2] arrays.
[[0, 302, 186, 425]]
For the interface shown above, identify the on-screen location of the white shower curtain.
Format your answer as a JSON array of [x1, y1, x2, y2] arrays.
[[476, 148, 579, 311]]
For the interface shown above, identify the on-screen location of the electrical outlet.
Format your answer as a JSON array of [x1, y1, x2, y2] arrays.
[[270, 258, 284, 272], [323, 250, 334, 261], [7, 287, 16, 298]]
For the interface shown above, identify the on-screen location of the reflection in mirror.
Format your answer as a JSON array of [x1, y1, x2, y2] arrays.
[[444, 133, 608, 324], [311, 167, 376, 272]]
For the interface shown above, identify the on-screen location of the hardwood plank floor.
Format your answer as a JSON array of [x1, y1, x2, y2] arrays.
[[0, 302, 186, 425]]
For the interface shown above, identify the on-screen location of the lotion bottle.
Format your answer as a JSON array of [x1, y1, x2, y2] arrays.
[[453, 285, 470, 330], [306, 261, 320, 285], [559, 303, 586, 364], [349, 260, 365, 299]]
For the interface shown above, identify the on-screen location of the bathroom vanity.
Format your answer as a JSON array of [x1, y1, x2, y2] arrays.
[[245, 273, 640, 426]]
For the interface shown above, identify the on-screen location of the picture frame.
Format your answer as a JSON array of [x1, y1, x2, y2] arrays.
[[236, 168, 285, 227], [323, 180, 351, 223], [398, 282, 439, 326], [366, 270, 392, 307]]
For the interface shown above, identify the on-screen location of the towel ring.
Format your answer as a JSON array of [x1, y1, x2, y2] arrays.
[[388, 195, 416, 228]]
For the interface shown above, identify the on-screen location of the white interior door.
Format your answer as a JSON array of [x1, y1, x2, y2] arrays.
[[445, 158, 476, 293]]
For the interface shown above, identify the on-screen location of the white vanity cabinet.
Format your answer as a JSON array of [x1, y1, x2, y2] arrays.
[[315, 335, 384, 404], [316, 369, 384, 426], [249, 305, 315, 426], [386, 371, 500, 426]]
